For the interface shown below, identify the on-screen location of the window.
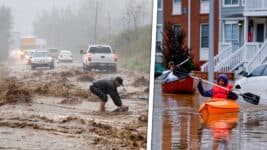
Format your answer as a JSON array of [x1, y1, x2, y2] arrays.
[[250, 65, 265, 77], [158, 0, 162, 10], [200, 24, 209, 60], [89, 47, 111, 53], [200, 0, 209, 14], [173, 24, 182, 33], [156, 24, 163, 42], [201, 24, 209, 48], [156, 41, 162, 53], [224, 0, 239, 6], [173, 0, 182, 15], [224, 22, 239, 44]]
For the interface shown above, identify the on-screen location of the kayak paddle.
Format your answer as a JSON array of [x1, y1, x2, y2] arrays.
[[190, 75, 260, 105]]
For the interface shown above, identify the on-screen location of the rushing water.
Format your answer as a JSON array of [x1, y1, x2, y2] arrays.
[[152, 80, 267, 150]]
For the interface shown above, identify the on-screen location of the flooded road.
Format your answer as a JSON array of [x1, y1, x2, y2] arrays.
[[152, 80, 267, 150], [0, 61, 148, 149]]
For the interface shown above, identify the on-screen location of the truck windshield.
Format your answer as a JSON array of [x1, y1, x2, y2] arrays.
[[89, 47, 111, 53], [33, 51, 48, 57]]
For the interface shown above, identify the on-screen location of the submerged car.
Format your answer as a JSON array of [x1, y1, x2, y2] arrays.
[[31, 50, 54, 70], [58, 50, 73, 62], [234, 64, 267, 103]]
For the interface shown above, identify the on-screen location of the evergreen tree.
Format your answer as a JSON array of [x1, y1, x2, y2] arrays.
[[162, 22, 195, 71]]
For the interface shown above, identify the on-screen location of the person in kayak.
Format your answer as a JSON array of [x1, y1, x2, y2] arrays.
[[197, 74, 238, 100], [162, 61, 179, 83], [89, 76, 129, 112]]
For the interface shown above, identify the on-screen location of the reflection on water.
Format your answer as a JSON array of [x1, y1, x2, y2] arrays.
[[152, 81, 267, 150]]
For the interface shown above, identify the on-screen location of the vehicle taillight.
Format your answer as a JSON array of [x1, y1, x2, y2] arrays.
[[114, 54, 118, 62], [88, 53, 93, 61]]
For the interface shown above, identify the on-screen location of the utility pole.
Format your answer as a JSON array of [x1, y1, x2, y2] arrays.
[[208, 0, 215, 82], [94, 1, 99, 43], [108, 10, 111, 41]]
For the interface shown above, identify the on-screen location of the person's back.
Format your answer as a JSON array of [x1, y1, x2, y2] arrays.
[[93, 79, 116, 94]]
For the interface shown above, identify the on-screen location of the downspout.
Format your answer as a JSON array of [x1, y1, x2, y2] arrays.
[[188, 0, 191, 49]]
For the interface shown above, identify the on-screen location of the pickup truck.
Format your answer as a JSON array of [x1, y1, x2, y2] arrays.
[[81, 45, 118, 72]]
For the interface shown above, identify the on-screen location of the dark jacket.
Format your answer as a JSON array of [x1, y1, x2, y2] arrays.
[[92, 79, 122, 106]]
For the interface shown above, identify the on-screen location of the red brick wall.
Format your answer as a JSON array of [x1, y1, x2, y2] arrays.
[[163, 0, 219, 70]]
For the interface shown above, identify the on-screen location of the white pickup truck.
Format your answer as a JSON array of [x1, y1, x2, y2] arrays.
[[81, 45, 118, 72]]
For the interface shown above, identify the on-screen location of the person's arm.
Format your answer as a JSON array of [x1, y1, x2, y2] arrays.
[[109, 88, 122, 107], [197, 80, 213, 97]]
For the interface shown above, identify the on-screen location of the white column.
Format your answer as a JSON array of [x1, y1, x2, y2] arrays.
[[244, 17, 248, 44], [208, 0, 214, 82], [244, 17, 248, 71]]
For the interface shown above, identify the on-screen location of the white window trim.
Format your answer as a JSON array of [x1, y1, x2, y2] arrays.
[[200, 0, 210, 14], [200, 23, 209, 61], [158, 0, 163, 11], [241, 0, 245, 6], [224, 21, 240, 43], [223, 0, 240, 8], [200, 23, 209, 49], [172, 0, 182, 15], [156, 24, 163, 42]]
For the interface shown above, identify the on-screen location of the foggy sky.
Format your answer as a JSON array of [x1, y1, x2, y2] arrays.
[[0, 0, 152, 36], [0, 0, 80, 35]]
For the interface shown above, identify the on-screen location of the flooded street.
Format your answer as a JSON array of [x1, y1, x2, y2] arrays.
[[0, 61, 149, 149], [152, 80, 267, 150]]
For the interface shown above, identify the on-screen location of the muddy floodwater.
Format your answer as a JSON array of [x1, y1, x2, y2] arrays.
[[152, 80, 267, 150], [0, 60, 148, 149]]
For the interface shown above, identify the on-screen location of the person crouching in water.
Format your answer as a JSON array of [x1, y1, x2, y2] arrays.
[[197, 74, 238, 100], [90, 76, 129, 112]]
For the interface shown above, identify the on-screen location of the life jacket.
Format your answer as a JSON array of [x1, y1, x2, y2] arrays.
[[212, 84, 233, 99]]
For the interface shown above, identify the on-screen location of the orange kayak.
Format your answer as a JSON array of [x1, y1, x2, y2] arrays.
[[199, 99, 240, 114]]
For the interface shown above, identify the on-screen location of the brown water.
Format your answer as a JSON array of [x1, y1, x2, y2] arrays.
[[152, 80, 267, 150]]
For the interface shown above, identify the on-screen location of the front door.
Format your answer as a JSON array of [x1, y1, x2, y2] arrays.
[[256, 23, 264, 42]]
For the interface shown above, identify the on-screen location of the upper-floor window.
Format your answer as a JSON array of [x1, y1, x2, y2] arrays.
[[224, 0, 239, 7], [200, 24, 209, 48], [201, 0, 209, 14], [172, 0, 182, 15], [158, 0, 162, 10]]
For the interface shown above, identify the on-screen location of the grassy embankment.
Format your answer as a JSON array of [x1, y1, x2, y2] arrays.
[[101, 25, 152, 73]]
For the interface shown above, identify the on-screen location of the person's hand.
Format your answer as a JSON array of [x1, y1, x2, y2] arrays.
[[198, 79, 202, 84]]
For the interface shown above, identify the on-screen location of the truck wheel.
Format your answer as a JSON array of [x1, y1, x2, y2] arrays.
[[83, 63, 87, 72], [112, 66, 117, 73], [50, 63, 54, 69], [31, 66, 35, 70]]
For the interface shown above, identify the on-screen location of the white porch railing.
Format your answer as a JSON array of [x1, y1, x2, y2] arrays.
[[246, 40, 267, 73], [201, 43, 232, 72], [245, 0, 267, 11], [215, 43, 260, 72]]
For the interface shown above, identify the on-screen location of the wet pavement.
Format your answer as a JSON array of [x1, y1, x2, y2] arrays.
[[152, 80, 267, 150]]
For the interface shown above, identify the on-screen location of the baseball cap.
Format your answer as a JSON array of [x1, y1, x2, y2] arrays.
[[115, 76, 123, 86]]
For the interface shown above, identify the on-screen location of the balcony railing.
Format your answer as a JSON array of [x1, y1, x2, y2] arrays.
[[245, 0, 267, 11]]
